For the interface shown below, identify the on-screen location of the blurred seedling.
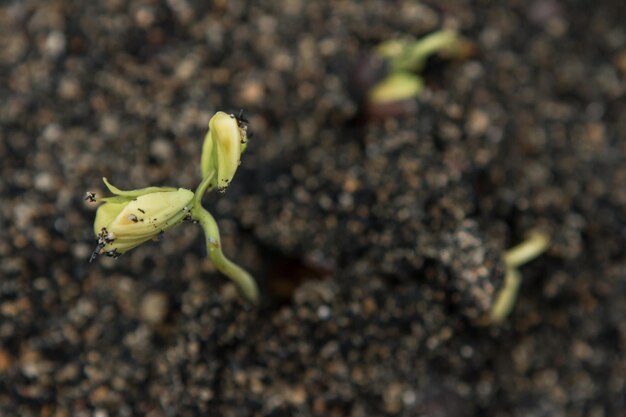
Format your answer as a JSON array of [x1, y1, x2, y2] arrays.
[[88, 111, 258, 304], [489, 231, 550, 324], [367, 29, 473, 105]]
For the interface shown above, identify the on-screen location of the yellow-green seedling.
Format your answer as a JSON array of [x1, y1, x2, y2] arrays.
[[489, 231, 550, 324], [90, 111, 258, 304], [368, 30, 464, 104]]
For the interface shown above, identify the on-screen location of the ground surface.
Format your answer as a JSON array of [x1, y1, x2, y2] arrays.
[[1, 0, 625, 416]]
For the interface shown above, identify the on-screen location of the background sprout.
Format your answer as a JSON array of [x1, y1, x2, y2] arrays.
[[490, 231, 550, 324], [367, 29, 465, 105]]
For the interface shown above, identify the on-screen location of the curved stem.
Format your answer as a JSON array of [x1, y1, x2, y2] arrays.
[[191, 204, 259, 304], [489, 231, 550, 324], [192, 171, 215, 208]]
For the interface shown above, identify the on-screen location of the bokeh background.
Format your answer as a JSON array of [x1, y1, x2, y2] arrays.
[[1, 1, 625, 416]]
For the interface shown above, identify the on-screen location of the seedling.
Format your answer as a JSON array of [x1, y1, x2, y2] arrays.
[[489, 231, 550, 324], [89, 111, 259, 304], [368, 30, 465, 104]]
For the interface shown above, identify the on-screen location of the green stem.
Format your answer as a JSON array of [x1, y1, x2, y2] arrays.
[[193, 171, 215, 208], [504, 231, 550, 269], [191, 204, 259, 304], [489, 268, 522, 324]]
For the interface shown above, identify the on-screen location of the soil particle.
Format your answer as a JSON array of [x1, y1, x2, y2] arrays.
[[140, 291, 170, 325]]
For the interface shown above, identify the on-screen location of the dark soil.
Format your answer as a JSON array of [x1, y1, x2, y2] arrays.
[[1, 0, 625, 416]]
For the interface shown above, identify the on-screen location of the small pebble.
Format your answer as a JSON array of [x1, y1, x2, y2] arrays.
[[140, 291, 169, 325]]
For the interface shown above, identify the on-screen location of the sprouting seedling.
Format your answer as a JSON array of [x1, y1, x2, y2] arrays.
[[89, 111, 259, 304], [368, 30, 465, 104], [489, 231, 550, 324]]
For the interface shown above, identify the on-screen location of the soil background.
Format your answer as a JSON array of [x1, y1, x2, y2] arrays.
[[1, 1, 625, 416]]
